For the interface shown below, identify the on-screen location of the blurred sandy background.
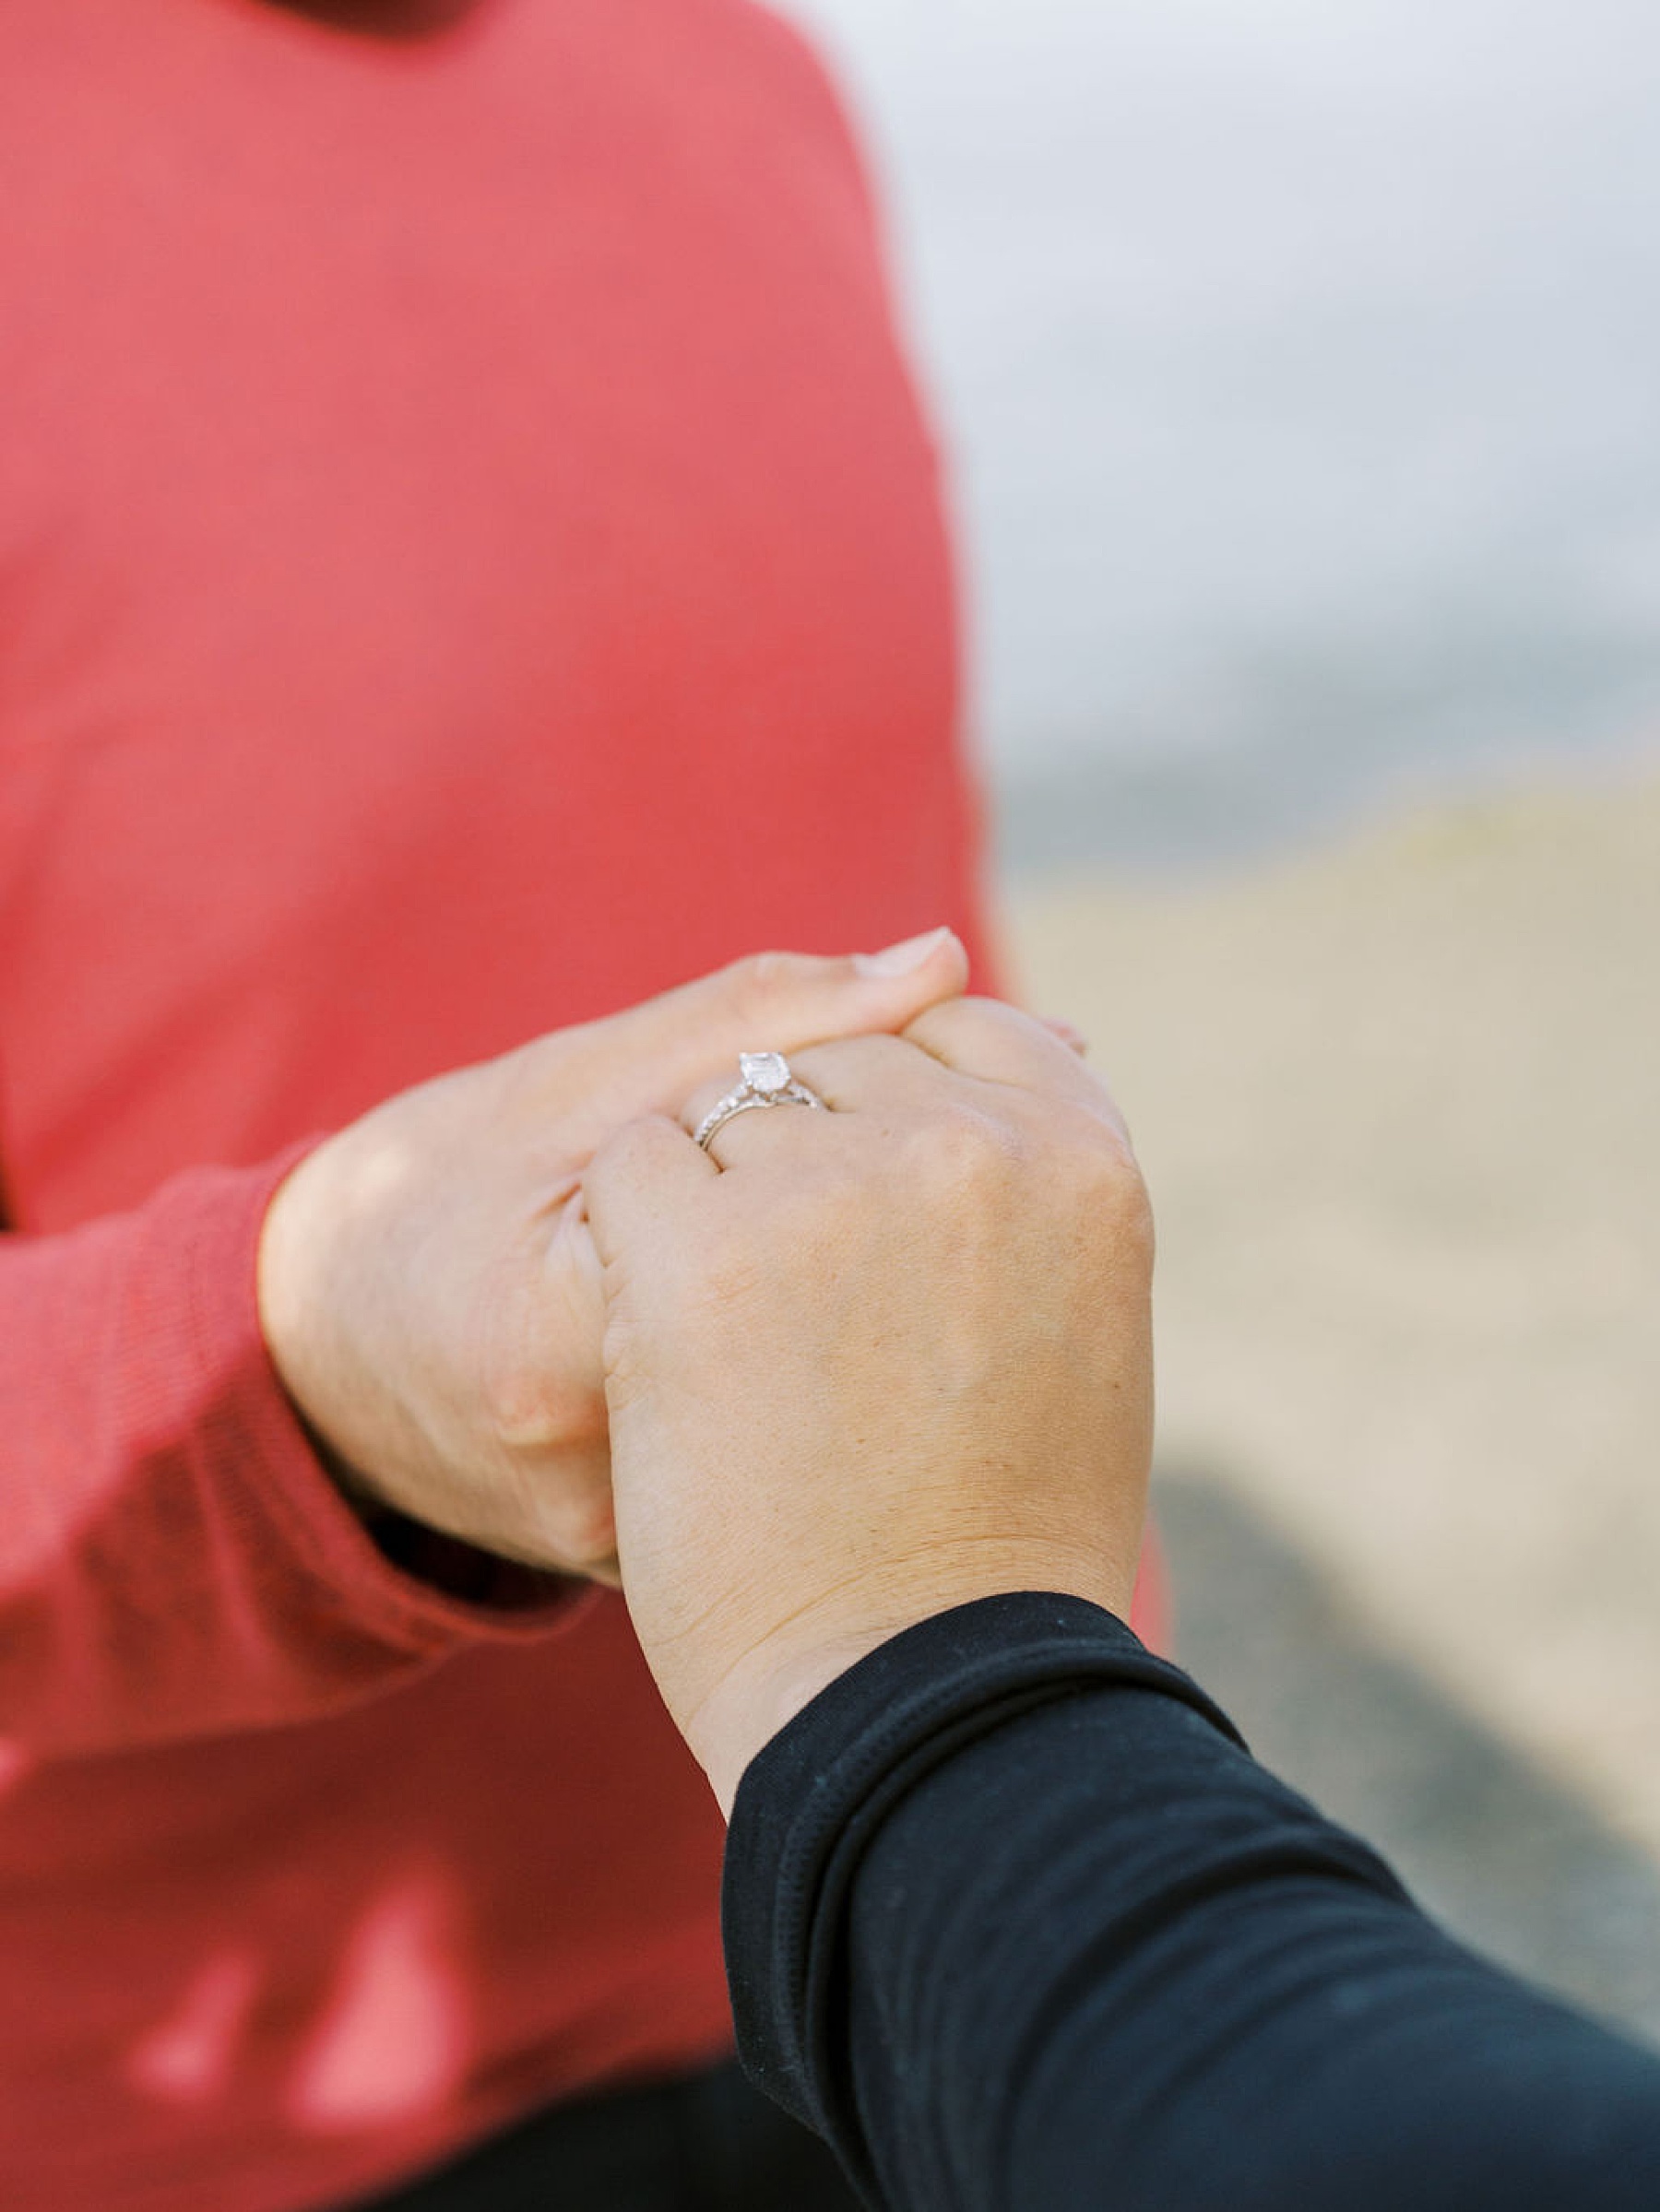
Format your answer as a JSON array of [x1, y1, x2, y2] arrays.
[[1006, 767, 1660, 2039], [786, 0, 1660, 2041]]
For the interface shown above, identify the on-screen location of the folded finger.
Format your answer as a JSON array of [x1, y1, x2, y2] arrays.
[[574, 932, 967, 1135], [904, 998, 1130, 1132], [584, 1112, 718, 1268]]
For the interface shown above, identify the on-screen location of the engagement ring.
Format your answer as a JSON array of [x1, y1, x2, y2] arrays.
[[694, 1050, 828, 1151]]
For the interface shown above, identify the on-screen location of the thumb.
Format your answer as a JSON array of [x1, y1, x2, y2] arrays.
[[579, 929, 968, 1128], [582, 1112, 717, 1281]]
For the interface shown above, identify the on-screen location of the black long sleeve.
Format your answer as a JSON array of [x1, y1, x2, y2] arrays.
[[722, 1593, 1660, 2211]]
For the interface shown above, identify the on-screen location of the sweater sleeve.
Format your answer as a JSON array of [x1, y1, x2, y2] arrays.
[[0, 1153, 584, 1760], [723, 1592, 1660, 2212]]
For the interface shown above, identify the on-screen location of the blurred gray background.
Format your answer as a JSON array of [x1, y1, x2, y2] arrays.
[[787, 0, 1660, 869]]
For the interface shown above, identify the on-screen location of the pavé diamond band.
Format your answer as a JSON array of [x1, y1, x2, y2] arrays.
[[693, 1050, 828, 1152]]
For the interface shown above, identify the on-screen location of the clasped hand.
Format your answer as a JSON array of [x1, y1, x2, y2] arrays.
[[258, 938, 1153, 1814], [588, 995, 1154, 1812], [256, 934, 969, 1579]]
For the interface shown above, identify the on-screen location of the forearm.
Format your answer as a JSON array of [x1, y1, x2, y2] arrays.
[[725, 1594, 1660, 2212], [0, 1155, 570, 1758]]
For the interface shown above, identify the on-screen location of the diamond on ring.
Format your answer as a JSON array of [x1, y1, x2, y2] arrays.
[[694, 1050, 829, 1152], [739, 1050, 791, 1096]]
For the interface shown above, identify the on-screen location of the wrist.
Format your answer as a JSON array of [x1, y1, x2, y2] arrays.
[[255, 1141, 371, 1499], [682, 1538, 1140, 1816], [686, 1624, 903, 1818]]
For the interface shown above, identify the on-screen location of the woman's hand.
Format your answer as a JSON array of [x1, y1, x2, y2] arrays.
[[585, 998, 1154, 1809], [255, 932, 967, 1579]]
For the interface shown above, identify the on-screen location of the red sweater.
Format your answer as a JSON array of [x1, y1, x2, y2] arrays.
[[0, 3, 990, 2204], [0, 6, 1156, 2206]]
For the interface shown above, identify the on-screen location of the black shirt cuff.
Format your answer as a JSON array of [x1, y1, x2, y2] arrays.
[[721, 1591, 1244, 2160]]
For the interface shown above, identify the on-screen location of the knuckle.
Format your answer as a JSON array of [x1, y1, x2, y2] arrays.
[[537, 1485, 617, 1569], [1073, 1130, 1156, 1263], [914, 1098, 1155, 1265], [911, 1101, 1021, 1196], [724, 947, 810, 1020], [474, 1281, 559, 1449]]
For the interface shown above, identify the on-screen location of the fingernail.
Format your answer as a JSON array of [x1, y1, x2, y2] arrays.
[[854, 926, 952, 979]]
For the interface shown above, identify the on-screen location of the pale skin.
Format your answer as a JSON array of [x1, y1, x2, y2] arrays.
[[255, 931, 971, 1579], [585, 998, 1154, 1814]]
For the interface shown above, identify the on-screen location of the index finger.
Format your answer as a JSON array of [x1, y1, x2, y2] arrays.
[[903, 997, 1132, 1139]]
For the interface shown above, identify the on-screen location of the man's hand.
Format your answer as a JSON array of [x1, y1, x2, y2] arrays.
[[584, 999, 1154, 1810], [255, 932, 967, 1579]]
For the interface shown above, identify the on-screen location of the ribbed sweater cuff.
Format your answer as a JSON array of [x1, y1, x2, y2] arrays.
[[173, 1145, 592, 1656]]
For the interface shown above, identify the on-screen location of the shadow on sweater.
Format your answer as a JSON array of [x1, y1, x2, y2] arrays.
[[262, 1, 487, 43]]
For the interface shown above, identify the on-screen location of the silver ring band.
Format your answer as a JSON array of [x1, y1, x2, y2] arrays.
[[694, 1050, 828, 1152]]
